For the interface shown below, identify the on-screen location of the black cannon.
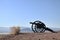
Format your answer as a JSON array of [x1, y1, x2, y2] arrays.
[[30, 20, 56, 33]]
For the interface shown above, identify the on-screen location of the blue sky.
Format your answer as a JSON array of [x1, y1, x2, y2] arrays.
[[0, 0, 60, 28]]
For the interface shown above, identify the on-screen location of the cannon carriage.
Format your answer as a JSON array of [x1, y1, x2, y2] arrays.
[[30, 20, 56, 33]]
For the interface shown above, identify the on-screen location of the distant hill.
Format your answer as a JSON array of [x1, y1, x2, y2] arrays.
[[20, 27, 33, 33], [21, 27, 60, 32], [0, 27, 60, 33], [0, 27, 10, 33]]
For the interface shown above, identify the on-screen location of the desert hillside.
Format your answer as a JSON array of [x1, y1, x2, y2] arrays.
[[0, 32, 60, 40]]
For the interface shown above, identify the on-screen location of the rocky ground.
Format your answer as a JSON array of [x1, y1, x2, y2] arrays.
[[0, 32, 60, 40]]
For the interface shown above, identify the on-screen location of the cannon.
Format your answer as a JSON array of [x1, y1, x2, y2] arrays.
[[30, 20, 56, 33]]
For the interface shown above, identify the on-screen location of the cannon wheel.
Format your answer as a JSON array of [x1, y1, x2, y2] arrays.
[[31, 21, 46, 33]]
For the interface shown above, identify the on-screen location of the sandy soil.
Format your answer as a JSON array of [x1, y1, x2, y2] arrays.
[[0, 32, 60, 40]]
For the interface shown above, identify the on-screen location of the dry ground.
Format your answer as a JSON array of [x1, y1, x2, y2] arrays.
[[0, 32, 60, 40]]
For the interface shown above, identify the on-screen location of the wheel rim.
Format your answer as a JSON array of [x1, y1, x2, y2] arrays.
[[31, 24, 36, 32], [31, 20, 46, 33], [35, 27, 45, 33]]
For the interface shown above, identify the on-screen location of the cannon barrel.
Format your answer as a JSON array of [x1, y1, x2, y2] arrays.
[[30, 22, 36, 24]]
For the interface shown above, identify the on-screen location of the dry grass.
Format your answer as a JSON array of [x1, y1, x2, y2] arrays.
[[10, 26, 20, 35]]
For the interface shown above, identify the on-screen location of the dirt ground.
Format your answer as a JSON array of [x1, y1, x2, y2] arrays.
[[0, 32, 60, 40]]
